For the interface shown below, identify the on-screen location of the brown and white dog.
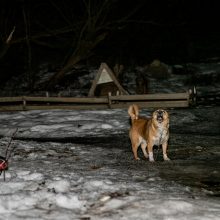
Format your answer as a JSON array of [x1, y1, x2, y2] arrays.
[[128, 104, 170, 162]]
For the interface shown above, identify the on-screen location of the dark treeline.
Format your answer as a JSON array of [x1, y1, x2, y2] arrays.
[[0, 0, 220, 89]]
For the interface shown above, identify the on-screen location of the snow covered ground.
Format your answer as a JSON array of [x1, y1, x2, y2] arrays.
[[0, 61, 219, 219], [0, 105, 219, 220]]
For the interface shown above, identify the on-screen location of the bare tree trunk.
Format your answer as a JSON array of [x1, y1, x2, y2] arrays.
[[47, 31, 107, 89], [45, 0, 143, 90]]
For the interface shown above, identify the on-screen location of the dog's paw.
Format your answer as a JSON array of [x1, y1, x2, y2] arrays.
[[135, 157, 141, 160], [149, 152, 154, 162], [165, 157, 171, 160], [163, 154, 170, 161], [144, 154, 149, 159]]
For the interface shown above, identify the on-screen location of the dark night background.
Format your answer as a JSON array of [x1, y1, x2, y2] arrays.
[[0, 2, 220, 217], [0, 0, 220, 91]]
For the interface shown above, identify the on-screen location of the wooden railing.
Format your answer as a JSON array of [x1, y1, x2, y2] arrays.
[[0, 91, 193, 111]]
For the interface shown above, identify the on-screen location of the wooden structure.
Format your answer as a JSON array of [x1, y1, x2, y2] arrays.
[[88, 62, 128, 97], [0, 91, 193, 111], [0, 61, 195, 111]]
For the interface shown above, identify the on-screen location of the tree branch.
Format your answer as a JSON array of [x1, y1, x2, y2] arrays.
[[0, 26, 16, 59], [6, 26, 16, 44]]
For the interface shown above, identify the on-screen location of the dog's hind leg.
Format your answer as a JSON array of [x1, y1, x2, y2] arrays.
[[130, 137, 140, 160], [132, 142, 140, 160]]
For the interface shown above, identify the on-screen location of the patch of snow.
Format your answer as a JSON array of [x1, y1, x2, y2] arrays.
[[55, 194, 86, 210], [47, 180, 71, 193]]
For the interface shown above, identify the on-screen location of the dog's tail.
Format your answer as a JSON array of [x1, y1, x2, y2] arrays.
[[128, 104, 139, 122]]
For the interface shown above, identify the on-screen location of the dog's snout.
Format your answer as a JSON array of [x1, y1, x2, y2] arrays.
[[156, 110, 164, 122]]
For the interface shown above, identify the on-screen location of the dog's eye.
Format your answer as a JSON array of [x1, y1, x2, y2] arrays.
[[157, 110, 165, 114]]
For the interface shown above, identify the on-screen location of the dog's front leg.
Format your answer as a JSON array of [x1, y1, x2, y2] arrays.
[[147, 142, 154, 162], [162, 142, 170, 161]]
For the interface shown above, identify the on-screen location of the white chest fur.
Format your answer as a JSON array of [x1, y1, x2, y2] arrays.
[[152, 124, 168, 146]]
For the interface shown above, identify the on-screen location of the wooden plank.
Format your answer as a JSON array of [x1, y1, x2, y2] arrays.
[[0, 92, 190, 111], [0, 104, 110, 111], [0, 99, 188, 111], [0, 93, 189, 103], [0, 105, 24, 111], [109, 93, 189, 101], [23, 96, 108, 103], [110, 100, 189, 109], [25, 105, 110, 110], [141, 100, 189, 108], [0, 97, 23, 102]]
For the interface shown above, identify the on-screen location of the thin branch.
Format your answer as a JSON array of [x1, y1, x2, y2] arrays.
[[31, 39, 65, 48], [6, 26, 15, 44], [0, 26, 16, 59], [49, 0, 73, 26], [93, 0, 110, 26], [71, 20, 89, 58], [10, 26, 76, 44], [5, 128, 18, 160]]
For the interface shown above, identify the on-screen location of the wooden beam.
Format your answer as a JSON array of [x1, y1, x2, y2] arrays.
[[23, 96, 108, 103], [110, 100, 189, 109], [0, 104, 110, 111], [0, 92, 190, 111], [0, 97, 23, 102], [109, 93, 189, 101]]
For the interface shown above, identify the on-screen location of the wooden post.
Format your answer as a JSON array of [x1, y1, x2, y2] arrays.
[[108, 92, 112, 108], [46, 91, 50, 105], [22, 97, 27, 110]]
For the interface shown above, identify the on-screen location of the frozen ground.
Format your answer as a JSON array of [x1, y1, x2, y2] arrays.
[[0, 61, 219, 219], [0, 105, 219, 220]]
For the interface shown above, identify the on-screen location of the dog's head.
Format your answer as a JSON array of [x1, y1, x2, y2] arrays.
[[152, 109, 169, 125]]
